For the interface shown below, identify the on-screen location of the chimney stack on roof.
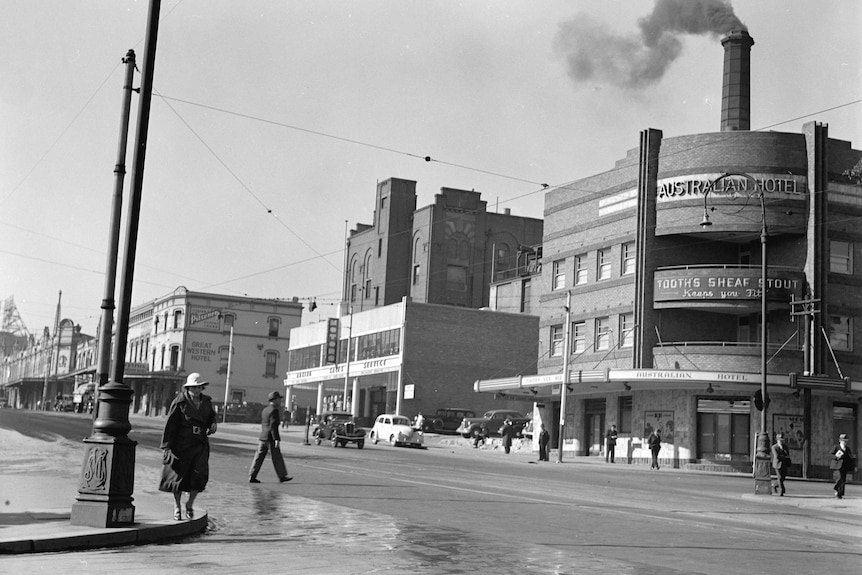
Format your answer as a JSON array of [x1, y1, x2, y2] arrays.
[[720, 30, 754, 132]]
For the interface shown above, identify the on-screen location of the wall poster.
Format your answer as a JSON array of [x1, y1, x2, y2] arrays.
[[773, 414, 805, 450], [644, 411, 675, 444]]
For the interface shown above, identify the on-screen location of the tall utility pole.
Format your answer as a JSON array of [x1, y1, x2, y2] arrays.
[[94, 49, 136, 421], [557, 291, 571, 463], [222, 321, 234, 424], [41, 290, 61, 410], [72, 0, 162, 528]]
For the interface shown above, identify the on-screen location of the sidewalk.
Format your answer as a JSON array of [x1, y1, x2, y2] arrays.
[[2, 425, 860, 554]]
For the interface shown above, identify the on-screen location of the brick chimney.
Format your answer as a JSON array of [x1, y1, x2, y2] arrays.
[[720, 30, 754, 132]]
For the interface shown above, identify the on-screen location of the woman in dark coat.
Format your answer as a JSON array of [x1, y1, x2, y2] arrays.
[[830, 433, 855, 499], [159, 373, 217, 520]]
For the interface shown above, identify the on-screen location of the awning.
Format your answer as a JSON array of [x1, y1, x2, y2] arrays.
[[74, 382, 95, 395]]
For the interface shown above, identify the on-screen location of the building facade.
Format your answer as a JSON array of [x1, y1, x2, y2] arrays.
[[478, 31, 862, 479], [1, 287, 303, 416], [284, 298, 538, 426], [344, 178, 543, 312]]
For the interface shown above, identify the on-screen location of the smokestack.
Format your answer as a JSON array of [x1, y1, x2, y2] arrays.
[[720, 29, 754, 131]]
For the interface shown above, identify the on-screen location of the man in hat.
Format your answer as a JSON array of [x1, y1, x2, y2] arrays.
[[830, 433, 855, 499], [249, 390, 292, 483], [771, 432, 792, 496]]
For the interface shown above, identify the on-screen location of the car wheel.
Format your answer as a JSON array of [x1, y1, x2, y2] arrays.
[[433, 419, 444, 432], [389, 434, 397, 446], [357, 440, 364, 449], [371, 431, 378, 445], [331, 436, 338, 447]]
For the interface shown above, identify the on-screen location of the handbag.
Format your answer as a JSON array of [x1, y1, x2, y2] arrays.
[[829, 458, 842, 470]]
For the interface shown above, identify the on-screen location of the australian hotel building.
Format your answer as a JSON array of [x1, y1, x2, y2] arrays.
[[477, 31, 862, 478]]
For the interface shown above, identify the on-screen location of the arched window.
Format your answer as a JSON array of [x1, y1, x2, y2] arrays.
[[265, 350, 279, 377], [268, 317, 280, 337], [173, 309, 183, 329], [364, 252, 373, 299]]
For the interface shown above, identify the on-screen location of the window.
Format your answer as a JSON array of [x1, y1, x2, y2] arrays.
[[550, 325, 564, 357], [521, 279, 531, 314], [572, 321, 586, 354], [222, 313, 235, 332], [552, 259, 566, 290], [595, 317, 611, 350], [574, 254, 588, 285], [350, 284, 357, 302], [169, 345, 180, 371], [597, 249, 611, 280], [268, 317, 280, 338], [447, 265, 468, 292], [173, 309, 183, 329], [265, 351, 278, 377], [619, 396, 633, 434], [830, 240, 853, 274], [620, 313, 634, 348], [622, 242, 636, 275], [829, 315, 852, 351]]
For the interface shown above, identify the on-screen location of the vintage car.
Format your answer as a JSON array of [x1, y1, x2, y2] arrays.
[[370, 414, 425, 448], [456, 409, 531, 439], [313, 411, 366, 448], [420, 407, 476, 434]]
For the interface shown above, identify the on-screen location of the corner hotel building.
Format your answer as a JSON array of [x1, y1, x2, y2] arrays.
[[476, 31, 862, 477]]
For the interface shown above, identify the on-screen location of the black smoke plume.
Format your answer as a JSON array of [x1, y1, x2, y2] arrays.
[[554, 0, 746, 90]]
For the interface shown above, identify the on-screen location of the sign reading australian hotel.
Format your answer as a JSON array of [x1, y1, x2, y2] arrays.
[[657, 173, 806, 202]]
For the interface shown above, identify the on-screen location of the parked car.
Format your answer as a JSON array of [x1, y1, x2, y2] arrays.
[[456, 410, 531, 439], [313, 411, 366, 448], [420, 408, 476, 434], [54, 394, 75, 412], [370, 414, 425, 448]]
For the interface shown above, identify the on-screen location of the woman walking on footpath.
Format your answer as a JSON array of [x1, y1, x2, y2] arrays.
[[159, 373, 217, 520], [830, 433, 855, 499]]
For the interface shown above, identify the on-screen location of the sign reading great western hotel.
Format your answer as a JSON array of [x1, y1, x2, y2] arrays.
[[654, 267, 804, 302]]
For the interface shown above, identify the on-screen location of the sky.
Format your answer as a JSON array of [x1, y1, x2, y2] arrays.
[[1, 0, 860, 336]]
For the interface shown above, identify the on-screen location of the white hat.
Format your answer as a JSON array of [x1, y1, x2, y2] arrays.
[[184, 373, 208, 387]]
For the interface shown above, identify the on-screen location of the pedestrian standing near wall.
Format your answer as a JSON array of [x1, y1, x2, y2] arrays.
[[605, 424, 618, 463], [771, 432, 792, 496], [501, 418, 515, 454], [830, 433, 855, 499], [249, 391, 293, 484], [538, 423, 550, 462], [648, 428, 662, 470]]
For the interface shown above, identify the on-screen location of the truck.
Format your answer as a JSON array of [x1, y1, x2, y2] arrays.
[[456, 409, 531, 439]]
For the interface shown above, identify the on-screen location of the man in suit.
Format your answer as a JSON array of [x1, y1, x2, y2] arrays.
[[771, 432, 792, 496], [831, 433, 855, 499], [249, 391, 293, 484], [538, 423, 550, 462], [605, 424, 618, 463]]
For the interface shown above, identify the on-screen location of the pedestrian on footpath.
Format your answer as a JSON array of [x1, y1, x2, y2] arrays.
[[473, 424, 488, 448], [605, 424, 618, 463], [414, 412, 425, 431], [829, 433, 855, 499], [648, 428, 662, 470], [771, 432, 792, 496], [281, 407, 290, 429], [159, 373, 218, 521], [501, 418, 515, 454], [538, 423, 550, 462], [249, 391, 293, 484]]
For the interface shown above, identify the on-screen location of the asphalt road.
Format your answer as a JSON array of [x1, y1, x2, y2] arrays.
[[2, 409, 860, 574]]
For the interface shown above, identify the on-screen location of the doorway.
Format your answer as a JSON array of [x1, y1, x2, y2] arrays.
[[585, 399, 606, 456]]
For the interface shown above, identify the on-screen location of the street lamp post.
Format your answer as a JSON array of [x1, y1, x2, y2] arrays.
[[557, 291, 572, 463], [223, 320, 234, 425], [700, 172, 772, 495]]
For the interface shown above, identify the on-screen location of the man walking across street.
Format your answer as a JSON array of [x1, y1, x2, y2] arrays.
[[771, 432, 792, 496], [249, 391, 293, 484], [605, 424, 618, 463], [830, 433, 855, 499], [648, 428, 662, 470], [501, 418, 515, 454]]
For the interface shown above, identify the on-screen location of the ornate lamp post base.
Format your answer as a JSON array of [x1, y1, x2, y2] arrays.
[[70, 437, 137, 526], [753, 430, 773, 495]]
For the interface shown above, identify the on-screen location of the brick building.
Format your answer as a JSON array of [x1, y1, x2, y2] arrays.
[[284, 298, 538, 426], [344, 178, 543, 312], [478, 31, 862, 478]]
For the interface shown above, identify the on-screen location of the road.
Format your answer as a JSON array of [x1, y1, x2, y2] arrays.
[[1, 409, 861, 574]]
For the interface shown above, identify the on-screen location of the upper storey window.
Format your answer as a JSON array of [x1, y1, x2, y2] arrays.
[[597, 249, 612, 280], [552, 259, 566, 290], [621, 242, 636, 276], [830, 240, 853, 274]]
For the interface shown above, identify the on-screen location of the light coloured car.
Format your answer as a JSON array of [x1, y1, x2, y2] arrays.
[[369, 414, 425, 448]]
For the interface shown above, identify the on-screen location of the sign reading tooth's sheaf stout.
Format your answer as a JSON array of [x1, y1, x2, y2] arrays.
[[654, 267, 804, 302]]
